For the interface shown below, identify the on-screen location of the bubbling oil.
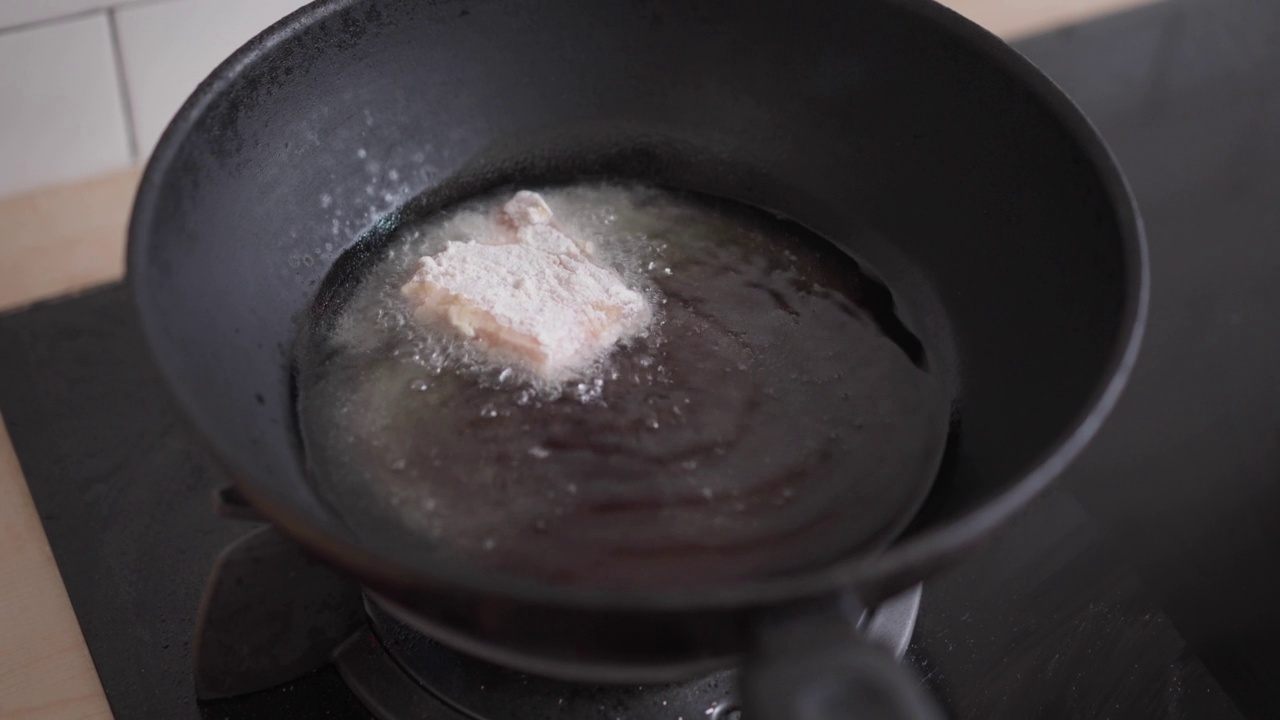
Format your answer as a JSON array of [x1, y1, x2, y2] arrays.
[[296, 184, 950, 592]]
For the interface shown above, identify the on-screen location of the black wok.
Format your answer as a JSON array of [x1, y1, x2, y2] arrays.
[[127, 0, 1146, 717]]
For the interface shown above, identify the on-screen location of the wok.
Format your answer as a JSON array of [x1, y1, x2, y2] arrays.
[[127, 0, 1147, 717]]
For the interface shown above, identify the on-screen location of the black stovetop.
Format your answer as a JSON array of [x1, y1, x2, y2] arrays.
[[2, 0, 1277, 717]]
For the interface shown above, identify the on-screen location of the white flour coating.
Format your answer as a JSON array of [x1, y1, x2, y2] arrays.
[[400, 191, 652, 378]]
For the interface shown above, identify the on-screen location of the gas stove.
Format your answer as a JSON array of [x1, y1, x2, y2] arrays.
[[0, 285, 1238, 718], [187, 508, 918, 720], [2, 0, 1278, 717]]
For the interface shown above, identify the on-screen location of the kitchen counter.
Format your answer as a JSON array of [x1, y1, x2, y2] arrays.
[[0, 2, 1162, 717]]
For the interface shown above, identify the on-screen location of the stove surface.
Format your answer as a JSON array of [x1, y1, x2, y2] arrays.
[[1, 0, 1274, 717]]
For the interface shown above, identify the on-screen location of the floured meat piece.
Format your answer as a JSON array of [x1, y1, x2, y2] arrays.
[[400, 191, 652, 378]]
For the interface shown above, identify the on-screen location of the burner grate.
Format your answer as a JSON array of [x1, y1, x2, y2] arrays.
[[192, 522, 919, 720]]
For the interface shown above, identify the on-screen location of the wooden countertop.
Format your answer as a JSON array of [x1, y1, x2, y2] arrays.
[[0, 2, 1155, 716]]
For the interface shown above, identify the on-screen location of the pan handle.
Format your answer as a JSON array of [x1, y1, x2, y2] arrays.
[[744, 592, 944, 720]]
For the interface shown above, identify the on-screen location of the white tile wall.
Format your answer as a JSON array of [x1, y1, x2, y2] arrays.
[[0, 0, 309, 198], [0, 0, 118, 31], [0, 12, 131, 197], [115, 0, 311, 155]]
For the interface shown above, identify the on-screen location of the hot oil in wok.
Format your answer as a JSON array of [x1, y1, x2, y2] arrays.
[[296, 184, 950, 592]]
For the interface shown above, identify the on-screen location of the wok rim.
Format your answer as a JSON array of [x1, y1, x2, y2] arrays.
[[128, 0, 1150, 613]]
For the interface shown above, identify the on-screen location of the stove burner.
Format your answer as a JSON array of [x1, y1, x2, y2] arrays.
[[194, 522, 921, 719], [336, 589, 919, 720], [354, 598, 738, 720]]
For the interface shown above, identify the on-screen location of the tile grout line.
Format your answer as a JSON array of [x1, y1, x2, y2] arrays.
[[0, 0, 177, 37], [106, 8, 140, 162], [0, 7, 103, 38]]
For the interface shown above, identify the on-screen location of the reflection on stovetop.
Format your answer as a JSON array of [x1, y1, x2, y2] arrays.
[[1, 0, 1274, 716]]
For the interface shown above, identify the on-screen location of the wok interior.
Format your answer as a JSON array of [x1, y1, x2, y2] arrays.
[[131, 0, 1130, 592], [297, 182, 955, 592]]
